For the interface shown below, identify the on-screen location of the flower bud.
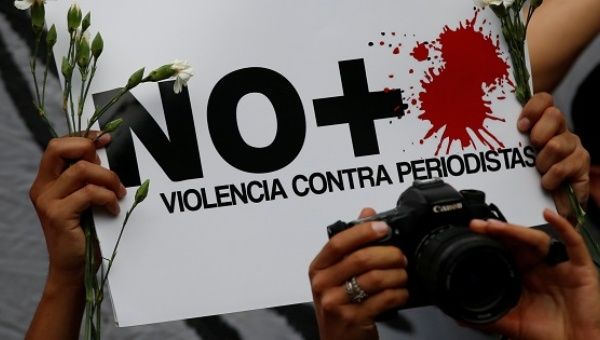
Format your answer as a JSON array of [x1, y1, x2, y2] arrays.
[[31, 3, 45, 35], [67, 3, 82, 33], [143, 64, 175, 83], [91, 33, 103, 59], [102, 118, 124, 133], [46, 24, 57, 49], [126, 68, 145, 89], [530, 0, 543, 9], [61, 56, 73, 79], [135, 179, 150, 205], [77, 38, 90, 70], [82, 12, 91, 32]]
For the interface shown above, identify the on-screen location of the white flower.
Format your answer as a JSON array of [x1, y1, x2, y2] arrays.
[[14, 0, 50, 10], [474, 0, 515, 8], [170, 59, 193, 94]]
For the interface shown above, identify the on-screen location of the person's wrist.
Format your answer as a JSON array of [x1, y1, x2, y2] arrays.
[[44, 266, 84, 297]]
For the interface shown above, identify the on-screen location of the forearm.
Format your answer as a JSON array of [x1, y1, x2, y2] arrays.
[[528, 0, 600, 92], [26, 268, 85, 340]]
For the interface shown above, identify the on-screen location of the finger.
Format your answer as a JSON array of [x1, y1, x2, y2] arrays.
[[359, 207, 376, 219], [535, 133, 577, 174], [470, 219, 550, 257], [93, 132, 112, 148], [356, 269, 408, 296], [38, 137, 101, 184], [541, 148, 590, 192], [310, 221, 390, 272], [543, 209, 592, 266], [517, 92, 554, 132], [313, 246, 406, 289], [319, 269, 408, 307], [62, 184, 120, 223], [358, 288, 409, 321], [528, 106, 566, 148], [45, 160, 126, 200]]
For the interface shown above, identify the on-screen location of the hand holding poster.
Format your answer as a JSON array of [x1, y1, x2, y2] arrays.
[[44, 0, 555, 327]]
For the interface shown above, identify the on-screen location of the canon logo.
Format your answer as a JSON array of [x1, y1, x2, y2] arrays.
[[432, 202, 463, 213]]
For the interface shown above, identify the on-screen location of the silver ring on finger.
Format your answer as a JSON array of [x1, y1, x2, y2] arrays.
[[345, 276, 368, 303]]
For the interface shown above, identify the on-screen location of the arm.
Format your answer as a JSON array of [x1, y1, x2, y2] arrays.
[[26, 270, 86, 340], [26, 134, 126, 340], [528, 0, 600, 92]]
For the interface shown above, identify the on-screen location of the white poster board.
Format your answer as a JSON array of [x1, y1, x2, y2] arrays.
[[47, 0, 553, 327]]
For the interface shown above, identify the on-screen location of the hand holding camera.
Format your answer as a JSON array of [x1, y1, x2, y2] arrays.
[[309, 179, 600, 340]]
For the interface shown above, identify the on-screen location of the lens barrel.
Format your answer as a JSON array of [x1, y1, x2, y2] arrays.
[[414, 226, 521, 324]]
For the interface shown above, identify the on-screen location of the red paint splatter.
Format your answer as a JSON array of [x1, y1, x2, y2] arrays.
[[411, 99, 417, 105], [417, 13, 509, 155], [393, 47, 400, 55], [410, 42, 429, 61], [379, 41, 385, 46]]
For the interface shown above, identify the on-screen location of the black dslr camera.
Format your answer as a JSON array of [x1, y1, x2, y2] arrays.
[[327, 178, 521, 324]]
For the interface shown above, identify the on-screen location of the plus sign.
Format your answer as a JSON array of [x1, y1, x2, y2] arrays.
[[313, 59, 407, 157]]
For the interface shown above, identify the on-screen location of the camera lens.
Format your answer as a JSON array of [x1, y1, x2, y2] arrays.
[[414, 226, 521, 324]]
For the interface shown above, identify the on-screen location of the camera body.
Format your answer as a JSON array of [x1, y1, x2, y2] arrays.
[[327, 178, 521, 324]]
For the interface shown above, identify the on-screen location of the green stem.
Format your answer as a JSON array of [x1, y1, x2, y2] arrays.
[[97, 203, 137, 301], [82, 210, 95, 340], [84, 88, 128, 137], [77, 69, 89, 133], [69, 78, 76, 134], [93, 130, 109, 143], [62, 77, 74, 135], [29, 32, 43, 107], [79, 59, 98, 133], [41, 51, 50, 108], [39, 110, 58, 138]]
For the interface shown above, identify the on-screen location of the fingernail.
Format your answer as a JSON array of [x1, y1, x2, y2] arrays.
[[110, 203, 120, 216], [372, 221, 389, 235], [94, 153, 101, 164], [544, 208, 558, 217], [97, 133, 111, 144], [517, 118, 530, 132], [119, 183, 127, 198], [402, 255, 408, 267], [487, 218, 505, 227], [469, 219, 486, 229]]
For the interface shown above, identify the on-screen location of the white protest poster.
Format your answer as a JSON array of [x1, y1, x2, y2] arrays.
[[47, 0, 554, 327]]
